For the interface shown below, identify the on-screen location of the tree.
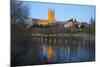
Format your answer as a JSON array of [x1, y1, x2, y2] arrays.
[[11, 0, 29, 39], [88, 17, 95, 34], [11, 0, 29, 24], [90, 17, 95, 25], [11, 1, 30, 66]]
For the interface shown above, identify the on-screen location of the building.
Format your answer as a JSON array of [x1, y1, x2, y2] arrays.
[[38, 20, 48, 25], [28, 9, 86, 29], [64, 18, 77, 28], [48, 8, 55, 24], [37, 8, 56, 25]]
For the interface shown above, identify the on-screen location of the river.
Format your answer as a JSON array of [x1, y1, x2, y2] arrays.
[[11, 35, 95, 66], [31, 35, 95, 64]]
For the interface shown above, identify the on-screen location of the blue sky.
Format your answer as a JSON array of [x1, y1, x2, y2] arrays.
[[26, 2, 95, 22]]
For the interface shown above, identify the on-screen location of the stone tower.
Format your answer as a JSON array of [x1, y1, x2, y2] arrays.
[[48, 8, 55, 24]]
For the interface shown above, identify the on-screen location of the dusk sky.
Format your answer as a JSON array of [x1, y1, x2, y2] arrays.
[[26, 2, 95, 22]]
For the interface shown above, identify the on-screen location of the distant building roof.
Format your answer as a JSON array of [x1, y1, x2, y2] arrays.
[[67, 18, 77, 22]]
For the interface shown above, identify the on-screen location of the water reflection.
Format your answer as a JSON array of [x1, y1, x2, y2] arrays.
[[32, 36, 95, 64]]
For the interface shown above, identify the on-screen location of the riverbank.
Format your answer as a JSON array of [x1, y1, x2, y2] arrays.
[[32, 33, 94, 37]]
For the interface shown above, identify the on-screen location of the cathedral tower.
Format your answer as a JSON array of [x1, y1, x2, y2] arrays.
[[48, 8, 55, 24]]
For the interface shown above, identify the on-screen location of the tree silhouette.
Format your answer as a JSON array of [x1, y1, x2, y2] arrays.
[[11, 0, 29, 39]]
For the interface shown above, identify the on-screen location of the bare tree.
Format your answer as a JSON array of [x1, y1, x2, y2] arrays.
[[11, 0, 29, 39]]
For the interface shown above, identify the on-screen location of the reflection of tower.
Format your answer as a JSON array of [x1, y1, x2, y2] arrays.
[[48, 8, 55, 24]]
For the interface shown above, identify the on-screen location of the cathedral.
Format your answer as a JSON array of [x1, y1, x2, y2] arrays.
[[38, 8, 56, 25]]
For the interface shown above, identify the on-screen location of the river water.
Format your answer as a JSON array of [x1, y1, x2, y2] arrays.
[[31, 35, 95, 64], [11, 35, 95, 66]]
